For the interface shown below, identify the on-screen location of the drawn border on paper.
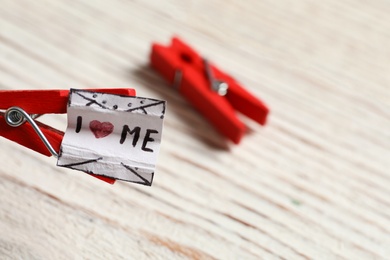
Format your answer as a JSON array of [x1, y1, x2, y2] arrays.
[[74, 91, 109, 109], [71, 89, 166, 119], [58, 157, 103, 167], [121, 162, 154, 186], [126, 100, 166, 115]]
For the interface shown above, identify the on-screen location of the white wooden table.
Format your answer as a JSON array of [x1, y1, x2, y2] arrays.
[[0, 0, 389, 259]]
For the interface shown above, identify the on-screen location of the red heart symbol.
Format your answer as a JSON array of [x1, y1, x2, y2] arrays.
[[89, 120, 114, 138]]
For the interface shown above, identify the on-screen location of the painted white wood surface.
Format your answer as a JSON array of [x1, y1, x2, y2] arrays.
[[0, 0, 389, 259]]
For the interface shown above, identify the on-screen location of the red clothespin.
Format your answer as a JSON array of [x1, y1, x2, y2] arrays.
[[150, 37, 269, 144], [0, 88, 135, 184]]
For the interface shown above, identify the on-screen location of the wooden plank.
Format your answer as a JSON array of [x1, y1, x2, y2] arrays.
[[0, 0, 389, 258]]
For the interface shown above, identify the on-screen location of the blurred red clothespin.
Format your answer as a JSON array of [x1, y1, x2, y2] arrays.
[[0, 88, 166, 186], [150, 37, 269, 144]]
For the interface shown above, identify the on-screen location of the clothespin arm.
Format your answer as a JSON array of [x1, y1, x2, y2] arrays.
[[212, 67, 269, 125], [0, 118, 63, 156], [0, 88, 135, 114], [181, 67, 246, 144]]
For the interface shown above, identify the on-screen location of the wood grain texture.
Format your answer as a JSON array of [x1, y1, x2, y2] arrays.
[[0, 0, 389, 259]]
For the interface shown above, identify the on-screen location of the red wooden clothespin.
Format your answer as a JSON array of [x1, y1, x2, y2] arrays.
[[0, 89, 134, 184], [0, 88, 166, 186], [150, 37, 269, 144]]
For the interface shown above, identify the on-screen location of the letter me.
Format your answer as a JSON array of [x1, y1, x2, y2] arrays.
[[120, 125, 158, 152]]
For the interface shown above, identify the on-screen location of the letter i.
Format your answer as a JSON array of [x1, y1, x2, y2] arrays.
[[75, 116, 82, 133]]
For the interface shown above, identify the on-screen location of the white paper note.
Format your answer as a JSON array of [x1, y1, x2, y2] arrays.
[[57, 89, 166, 186]]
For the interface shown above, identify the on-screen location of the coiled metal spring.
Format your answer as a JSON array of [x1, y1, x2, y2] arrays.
[[4, 106, 58, 158]]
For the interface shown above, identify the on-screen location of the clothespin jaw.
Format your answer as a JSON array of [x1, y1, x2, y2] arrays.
[[0, 117, 63, 156], [0, 88, 135, 184], [150, 37, 269, 144]]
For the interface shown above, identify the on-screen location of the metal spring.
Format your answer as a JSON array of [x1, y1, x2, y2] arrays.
[[5, 108, 26, 127], [4, 107, 58, 158]]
